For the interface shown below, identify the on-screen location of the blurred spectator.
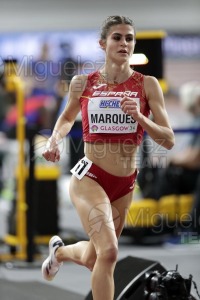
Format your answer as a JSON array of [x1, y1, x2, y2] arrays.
[[155, 82, 200, 198], [138, 82, 200, 234], [31, 42, 57, 96]]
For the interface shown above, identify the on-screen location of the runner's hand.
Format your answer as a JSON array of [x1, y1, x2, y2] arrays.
[[121, 96, 141, 120], [42, 137, 60, 162]]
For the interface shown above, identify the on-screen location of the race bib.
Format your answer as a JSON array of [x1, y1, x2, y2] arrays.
[[70, 156, 92, 180], [88, 97, 140, 134]]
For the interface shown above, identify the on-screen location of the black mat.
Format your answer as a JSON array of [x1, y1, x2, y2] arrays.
[[0, 279, 84, 300]]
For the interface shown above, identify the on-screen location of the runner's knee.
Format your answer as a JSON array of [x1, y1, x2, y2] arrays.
[[82, 243, 118, 270], [98, 244, 118, 265]]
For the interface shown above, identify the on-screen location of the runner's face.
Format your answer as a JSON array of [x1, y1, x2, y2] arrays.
[[101, 24, 135, 63]]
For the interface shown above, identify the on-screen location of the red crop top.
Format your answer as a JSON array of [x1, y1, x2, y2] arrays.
[[80, 70, 150, 145]]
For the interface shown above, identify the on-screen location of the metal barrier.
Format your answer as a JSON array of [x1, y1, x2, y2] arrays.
[[0, 60, 60, 264]]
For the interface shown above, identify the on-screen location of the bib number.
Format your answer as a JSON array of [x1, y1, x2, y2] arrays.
[[70, 157, 92, 180]]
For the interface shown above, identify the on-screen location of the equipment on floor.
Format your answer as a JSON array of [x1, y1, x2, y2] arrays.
[[144, 264, 198, 299], [85, 256, 167, 300], [85, 256, 199, 300]]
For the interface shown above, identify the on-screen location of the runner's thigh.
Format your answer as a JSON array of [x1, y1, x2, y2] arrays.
[[69, 175, 118, 251]]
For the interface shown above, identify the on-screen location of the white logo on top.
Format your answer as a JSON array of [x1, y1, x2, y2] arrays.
[[93, 84, 107, 90]]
